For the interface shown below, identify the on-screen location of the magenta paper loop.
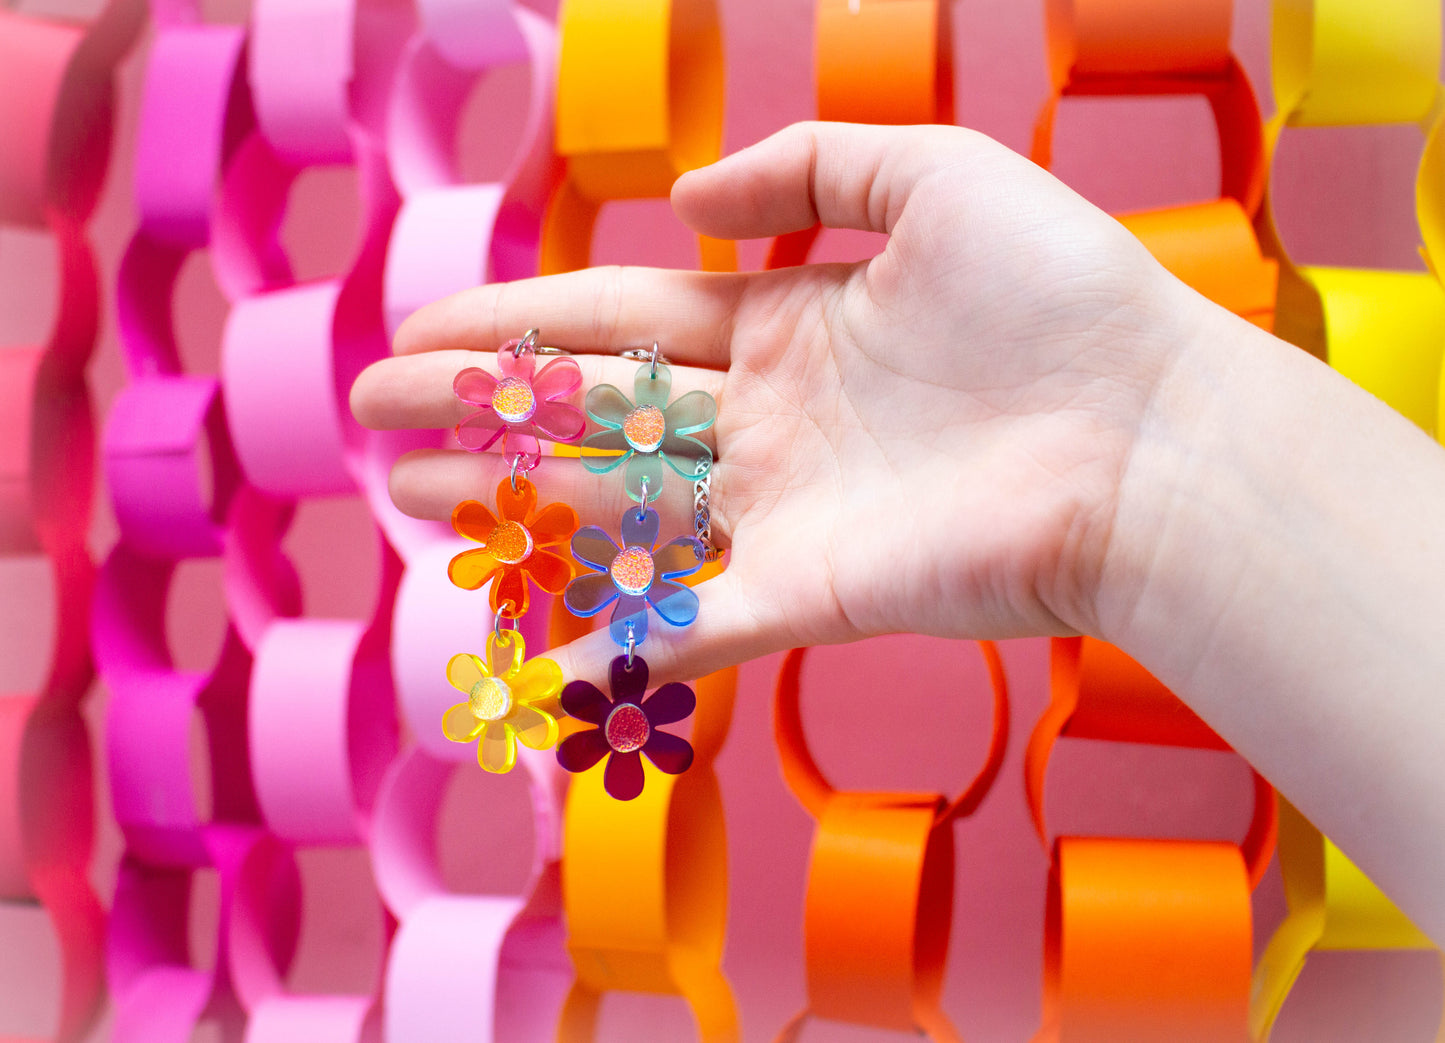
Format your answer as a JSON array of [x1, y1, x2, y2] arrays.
[[104, 376, 242, 559], [132, 25, 249, 247], [108, 827, 301, 1043], [415, 0, 526, 69], [244, 996, 380, 1042], [371, 746, 571, 1041], [94, 546, 265, 866], [248, 615, 398, 844]]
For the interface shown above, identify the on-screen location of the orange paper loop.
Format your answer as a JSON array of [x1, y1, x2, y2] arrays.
[[1038, 837, 1253, 1042], [545, 0, 735, 275], [1025, 637, 1278, 888], [769, 643, 1008, 1039]]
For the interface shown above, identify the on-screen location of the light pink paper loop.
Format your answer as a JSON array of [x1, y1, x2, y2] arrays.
[[249, 0, 358, 165], [383, 6, 559, 334], [370, 745, 570, 1041], [415, 0, 526, 69], [390, 540, 552, 757], [244, 995, 380, 1042]]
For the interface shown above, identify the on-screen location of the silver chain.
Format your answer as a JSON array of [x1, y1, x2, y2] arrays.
[[693, 458, 720, 562]]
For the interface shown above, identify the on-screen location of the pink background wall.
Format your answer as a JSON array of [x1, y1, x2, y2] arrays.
[[1, 0, 1442, 1039]]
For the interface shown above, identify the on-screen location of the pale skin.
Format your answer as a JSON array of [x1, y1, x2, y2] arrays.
[[352, 122, 1445, 945]]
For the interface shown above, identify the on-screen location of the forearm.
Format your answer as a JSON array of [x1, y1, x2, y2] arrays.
[[1099, 279, 1445, 945]]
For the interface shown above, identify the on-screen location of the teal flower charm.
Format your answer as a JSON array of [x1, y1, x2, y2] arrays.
[[580, 360, 716, 501]]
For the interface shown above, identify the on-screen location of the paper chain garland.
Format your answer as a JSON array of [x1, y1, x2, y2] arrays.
[[0, 0, 1442, 1041]]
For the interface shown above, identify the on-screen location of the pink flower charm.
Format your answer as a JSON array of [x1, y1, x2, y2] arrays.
[[453, 337, 586, 469]]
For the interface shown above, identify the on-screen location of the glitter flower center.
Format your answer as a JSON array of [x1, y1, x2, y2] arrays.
[[469, 676, 513, 721], [491, 377, 537, 424], [605, 702, 650, 753], [488, 520, 533, 565], [622, 404, 665, 453], [609, 545, 655, 596]]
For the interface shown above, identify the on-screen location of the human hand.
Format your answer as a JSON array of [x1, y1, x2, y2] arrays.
[[351, 121, 1210, 684]]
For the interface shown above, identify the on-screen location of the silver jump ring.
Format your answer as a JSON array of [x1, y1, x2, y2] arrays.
[[637, 474, 651, 519], [514, 328, 540, 357], [494, 607, 518, 644], [619, 343, 670, 372], [509, 453, 524, 492], [624, 621, 636, 668]]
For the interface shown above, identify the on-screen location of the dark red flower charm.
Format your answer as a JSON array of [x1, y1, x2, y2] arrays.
[[555, 655, 695, 800]]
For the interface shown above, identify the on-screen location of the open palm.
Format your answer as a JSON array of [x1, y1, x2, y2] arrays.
[[352, 122, 1201, 686]]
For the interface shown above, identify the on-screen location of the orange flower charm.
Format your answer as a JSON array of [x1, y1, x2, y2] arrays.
[[448, 476, 578, 618]]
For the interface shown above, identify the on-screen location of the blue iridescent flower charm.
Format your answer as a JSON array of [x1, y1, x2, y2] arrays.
[[563, 505, 704, 646]]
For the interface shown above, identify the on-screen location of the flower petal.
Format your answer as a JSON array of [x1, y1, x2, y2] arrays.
[[453, 367, 497, 405], [446, 653, 488, 695], [494, 473, 538, 522], [619, 504, 660, 549], [652, 536, 704, 579], [490, 567, 529, 619], [648, 580, 699, 628], [456, 411, 505, 452], [633, 363, 671, 408], [497, 341, 536, 381], [580, 430, 629, 473], [447, 547, 499, 591], [571, 526, 620, 571], [531, 400, 586, 443], [561, 680, 611, 723], [509, 703, 559, 751], [532, 356, 583, 401], [659, 432, 713, 479], [501, 429, 541, 469], [610, 653, 649, 704], [664, 389, 717, 435], [564, 573, 618, 617], [624, 452, 666, 503], [479, 720, 518, 773], [556, 727, 609, 772], [524, 549, 573, 594], [641, 729, 694, 775], [642, 681, 695, 726], [529, 502, 579, 547], [604, 749, 646, 800], [585, 384, 632, 427], [451, 500, 499, 542], [513, 656, 564, 705], [609, 594, 650, 648], [442, 701, 485, 742]]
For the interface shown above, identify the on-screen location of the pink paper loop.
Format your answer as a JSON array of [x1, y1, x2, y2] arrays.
[[244, 995, 380, 1042], [108, 827, 300, 1043], [415, 0, 526, 69], [104, 376, 242, 559], [390, 540, 552, 757], [249, 0, 358, 165], [133, 25, 250, 246], [95, 546, 266, 865], [382, 6, 558, 336], [0, 349, 94, 556], [248, 616, 397, 844]]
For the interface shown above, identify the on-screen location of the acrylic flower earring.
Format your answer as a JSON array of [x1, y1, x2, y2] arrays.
[[442, 330, 583, 773], [556, 343, 715, 799]]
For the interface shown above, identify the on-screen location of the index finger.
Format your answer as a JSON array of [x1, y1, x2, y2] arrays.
[[392, 264, 746, 369]]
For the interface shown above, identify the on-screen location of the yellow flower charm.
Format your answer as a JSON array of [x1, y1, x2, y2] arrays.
[[442, 631, 563, 773]]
